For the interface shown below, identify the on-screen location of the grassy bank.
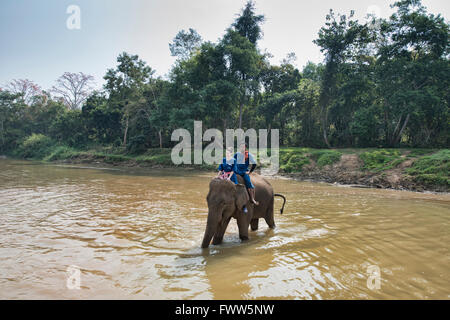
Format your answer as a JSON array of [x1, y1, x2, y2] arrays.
[[5, 134, 449, 192], [278, 147, 449, 192]]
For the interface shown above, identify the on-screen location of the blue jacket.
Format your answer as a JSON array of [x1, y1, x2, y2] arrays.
[[233, 152, 256, 175], [218, 157, 236, 172]]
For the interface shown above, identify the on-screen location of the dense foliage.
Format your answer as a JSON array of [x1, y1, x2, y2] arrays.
[[0, 0, 448, 156]]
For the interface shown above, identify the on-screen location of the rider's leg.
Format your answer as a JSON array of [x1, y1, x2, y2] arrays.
[[230, 173, 238, 184], [243, 174, 259, 205]]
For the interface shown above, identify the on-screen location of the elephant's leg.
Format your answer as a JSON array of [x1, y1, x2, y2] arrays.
[[264, 216, 275, 229], [237, 214, 249, 241], [250, 218, 259, 231], [212, 216, 231, 245], [264, 198, 276, 229]]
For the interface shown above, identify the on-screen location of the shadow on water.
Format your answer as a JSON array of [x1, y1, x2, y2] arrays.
[[175, 226, 278, 299]]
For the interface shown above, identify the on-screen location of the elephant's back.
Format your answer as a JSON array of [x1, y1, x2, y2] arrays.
[[236, 173, 273, 197], [254, 174, 274, 197]]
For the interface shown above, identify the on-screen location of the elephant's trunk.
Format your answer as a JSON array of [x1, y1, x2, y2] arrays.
[[201, 208, 221, 248], [201, 226, 215, 248]]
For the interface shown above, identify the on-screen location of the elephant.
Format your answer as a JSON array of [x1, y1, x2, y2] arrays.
[[201, 173, 286, 248]]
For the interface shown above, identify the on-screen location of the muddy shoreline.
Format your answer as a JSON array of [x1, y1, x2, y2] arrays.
[[280, 154, 448, 193], [3, 154, 446, 193]]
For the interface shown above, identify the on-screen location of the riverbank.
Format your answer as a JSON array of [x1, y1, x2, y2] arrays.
[[281, 148, 449, 192], [4, 144, 449, 192]]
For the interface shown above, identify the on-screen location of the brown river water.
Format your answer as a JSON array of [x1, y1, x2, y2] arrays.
[[0, 159, 449, 299]]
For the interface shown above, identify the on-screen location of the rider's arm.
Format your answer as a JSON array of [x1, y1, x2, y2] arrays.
[[231, 159, 237, 173], [248, 153, 257, 173]]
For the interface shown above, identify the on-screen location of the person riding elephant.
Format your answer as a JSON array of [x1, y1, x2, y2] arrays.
[[232, 142, 258, 205], [201, 173, 286, 248]]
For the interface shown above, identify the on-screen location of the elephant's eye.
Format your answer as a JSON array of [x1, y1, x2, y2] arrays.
[[221, 200, 232, 207]]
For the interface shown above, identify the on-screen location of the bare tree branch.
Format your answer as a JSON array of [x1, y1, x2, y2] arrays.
[[3, 79, 42, 105], [51, 72, 95, 110]]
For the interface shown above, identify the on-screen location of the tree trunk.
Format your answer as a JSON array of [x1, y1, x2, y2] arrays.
[[319, 86, 331, 148], [395, 113, 410, 145], [238, 101, 244, 129], [223, 118, 227, 136], [158, 130, 162, 149], [390, 114, 403, 146], [123, 115, 129, 147], [280, 115, 287, 146], [322, 109, 331, 148], [384, 109, 389, 146]]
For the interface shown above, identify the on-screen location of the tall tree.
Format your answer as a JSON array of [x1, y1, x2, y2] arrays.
[[224, 1, 265, 128], [232, 0, 265, 45], [104, 52, 153, 147], [82, 92, 121, 145], [51, 72, 95, 110], [314, 10, 369, 147], [169, 28, 202, 61], [376, 0, 449, 146]]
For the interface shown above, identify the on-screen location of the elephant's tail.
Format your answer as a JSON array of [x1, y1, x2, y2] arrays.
[[274, 193, 286, 214]]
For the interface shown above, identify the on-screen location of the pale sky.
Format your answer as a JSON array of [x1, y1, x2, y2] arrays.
[[1, 0, 449, 90]]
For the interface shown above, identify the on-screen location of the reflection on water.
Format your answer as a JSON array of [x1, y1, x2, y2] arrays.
[[0, 159, 449, 299]]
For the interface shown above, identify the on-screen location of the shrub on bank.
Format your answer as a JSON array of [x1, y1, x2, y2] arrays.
[[406, 150, 450, 187], [310, 150, 342, 167], [278, 148, 342, 172], [281, 154, 310, 173], [43, 145, 80, 161], [16, 134, 55, 159], [359, 149, 401, 171]]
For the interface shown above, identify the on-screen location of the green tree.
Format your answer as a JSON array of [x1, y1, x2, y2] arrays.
[[314, 9, 369, 147], [376, 0, 449, 146], [221, 29, 264, 128], [260, 61, 302, 96], [49, 109, 88, 147], [222, 1, 265, 128], [0, 91, 26, 152], [232, 0, 265, 45], [82, 92, 121, 145], [301, 61, 324, 82], [104, 52, 154, 147], [169, 28, 202, 61]]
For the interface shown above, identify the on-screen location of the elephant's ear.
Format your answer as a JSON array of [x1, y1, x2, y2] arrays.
[[234, 184, 249, 210]]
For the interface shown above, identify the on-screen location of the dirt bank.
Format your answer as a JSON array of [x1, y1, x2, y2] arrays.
[[282, 154, 447, 192]]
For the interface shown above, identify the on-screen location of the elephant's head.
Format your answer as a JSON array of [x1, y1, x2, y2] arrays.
[[201, 178, 249, 248]]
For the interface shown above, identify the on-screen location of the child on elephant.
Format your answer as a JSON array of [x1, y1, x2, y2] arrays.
[[217, 147, 238, 184]]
